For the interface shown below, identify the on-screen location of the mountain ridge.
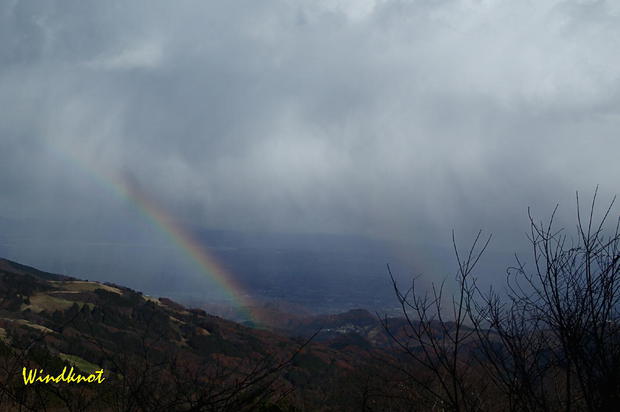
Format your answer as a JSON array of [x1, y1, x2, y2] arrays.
[[0, 255, 407, 411]]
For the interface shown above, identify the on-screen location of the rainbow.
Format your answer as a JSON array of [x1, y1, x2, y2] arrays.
[[109, 173, 260, 324], [50, 147, 261, 325]]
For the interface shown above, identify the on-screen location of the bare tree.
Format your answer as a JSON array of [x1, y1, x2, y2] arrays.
[[382, 230, 491, 412], [384, 189, 620, 412]]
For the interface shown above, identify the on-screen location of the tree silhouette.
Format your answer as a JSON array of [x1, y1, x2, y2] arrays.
[[384, 189, 620, 411]]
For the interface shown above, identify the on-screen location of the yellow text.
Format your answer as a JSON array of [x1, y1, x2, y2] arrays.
[[22, 366, 106, 385]]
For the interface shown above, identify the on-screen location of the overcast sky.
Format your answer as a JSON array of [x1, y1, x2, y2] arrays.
[[1, 0, 619, 264]]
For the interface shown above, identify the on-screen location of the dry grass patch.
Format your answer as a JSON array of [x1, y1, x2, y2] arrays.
[[50, 280, 123, 295], [22, 294, 94, 313]]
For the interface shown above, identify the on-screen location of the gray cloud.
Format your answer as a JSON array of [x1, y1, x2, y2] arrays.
[[1, 0, 619, 272]]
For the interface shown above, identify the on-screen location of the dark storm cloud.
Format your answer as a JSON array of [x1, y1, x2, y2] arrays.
[[1, 0, 619, 264]]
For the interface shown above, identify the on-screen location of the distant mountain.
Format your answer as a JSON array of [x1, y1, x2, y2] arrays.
[[244, 305, 418, 350]]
